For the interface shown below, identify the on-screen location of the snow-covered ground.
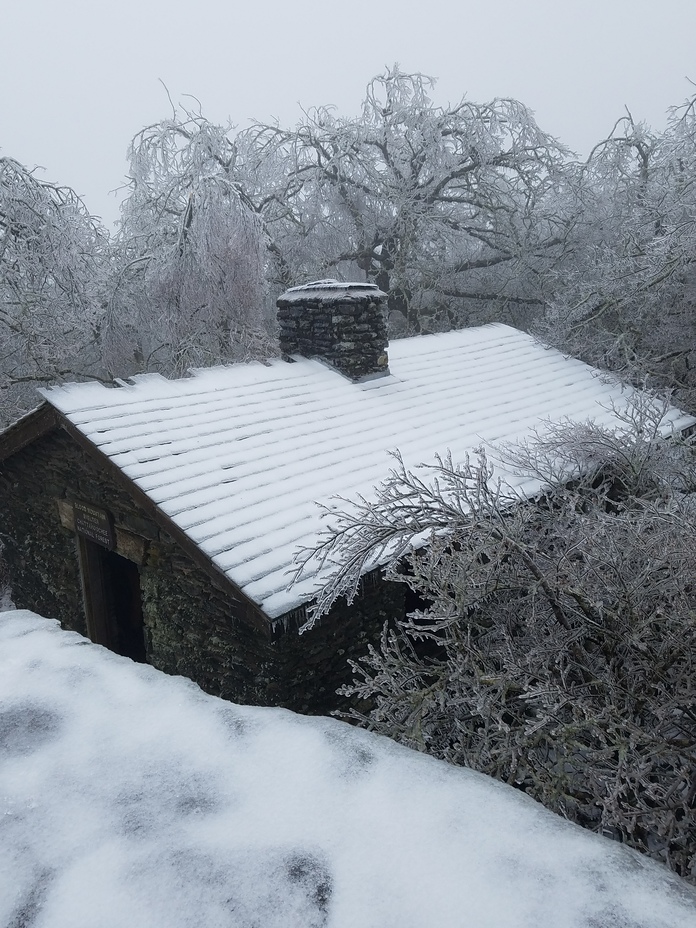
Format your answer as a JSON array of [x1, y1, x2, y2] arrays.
[[1, 610, 695, 928]]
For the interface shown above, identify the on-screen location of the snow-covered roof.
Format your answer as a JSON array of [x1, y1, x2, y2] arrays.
[[2, 609, 695, 928], [40, 324, 694, 620], [276, 278, 388, 303]]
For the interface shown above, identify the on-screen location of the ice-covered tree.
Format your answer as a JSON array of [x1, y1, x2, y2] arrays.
[[539, 98, 696, 409], [4, 77, 696, 424], [302, 396, 696, 880], [0, 157, 107, 424], [246, 68, 571, 333], [106, 109, 273, 377]]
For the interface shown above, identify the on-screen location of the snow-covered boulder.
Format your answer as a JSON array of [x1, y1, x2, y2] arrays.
[[1, 610, 695, 928]]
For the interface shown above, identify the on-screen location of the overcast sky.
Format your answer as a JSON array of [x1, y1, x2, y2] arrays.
[[3, 0, 695, 229]]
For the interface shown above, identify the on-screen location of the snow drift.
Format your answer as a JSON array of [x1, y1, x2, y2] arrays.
[[1, 610, 695, 928]]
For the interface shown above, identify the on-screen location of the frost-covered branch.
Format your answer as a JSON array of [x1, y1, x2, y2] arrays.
[[308, 401, 696, 880]]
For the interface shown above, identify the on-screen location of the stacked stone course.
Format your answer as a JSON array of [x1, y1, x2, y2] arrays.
[[277, 280, 389, 382]]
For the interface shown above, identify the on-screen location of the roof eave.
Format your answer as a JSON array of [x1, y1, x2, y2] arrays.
[[0, 403, 59, 464]]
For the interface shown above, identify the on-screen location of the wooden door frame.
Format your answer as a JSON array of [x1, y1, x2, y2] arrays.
[[76, 535, 117, 650]]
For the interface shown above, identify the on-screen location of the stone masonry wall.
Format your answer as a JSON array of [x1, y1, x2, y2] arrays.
[[1, 432, 87, 636], [275, 576, 405, 716], [0, 425, 404, 714], [277, 283, 389, 382], [0, 427, 279, 705]]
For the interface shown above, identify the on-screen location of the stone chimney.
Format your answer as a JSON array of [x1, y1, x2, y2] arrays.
[[276, 280, 389, 382]]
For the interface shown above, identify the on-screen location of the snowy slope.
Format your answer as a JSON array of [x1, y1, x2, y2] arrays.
[[41, 325, 695, 618], [1, 610, 695, 928]]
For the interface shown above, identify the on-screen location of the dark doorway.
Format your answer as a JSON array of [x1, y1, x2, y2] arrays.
[[78, 539, 146, 662]]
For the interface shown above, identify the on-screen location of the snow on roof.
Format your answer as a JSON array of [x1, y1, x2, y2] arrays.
[[277, 279, 388, 303], [40, 325, 695, 619], [2, 609, 695, 928]]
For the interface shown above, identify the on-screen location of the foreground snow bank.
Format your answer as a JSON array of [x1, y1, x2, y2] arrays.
[[1, 611, 695, 928]]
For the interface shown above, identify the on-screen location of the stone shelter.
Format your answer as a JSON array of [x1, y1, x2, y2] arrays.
[[2, 280, 692, 713]]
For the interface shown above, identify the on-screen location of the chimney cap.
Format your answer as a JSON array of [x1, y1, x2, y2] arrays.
[[277, 279, 388, 305]]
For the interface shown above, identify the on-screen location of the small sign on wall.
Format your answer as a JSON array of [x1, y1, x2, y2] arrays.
[[73, 501, 116, 550]]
